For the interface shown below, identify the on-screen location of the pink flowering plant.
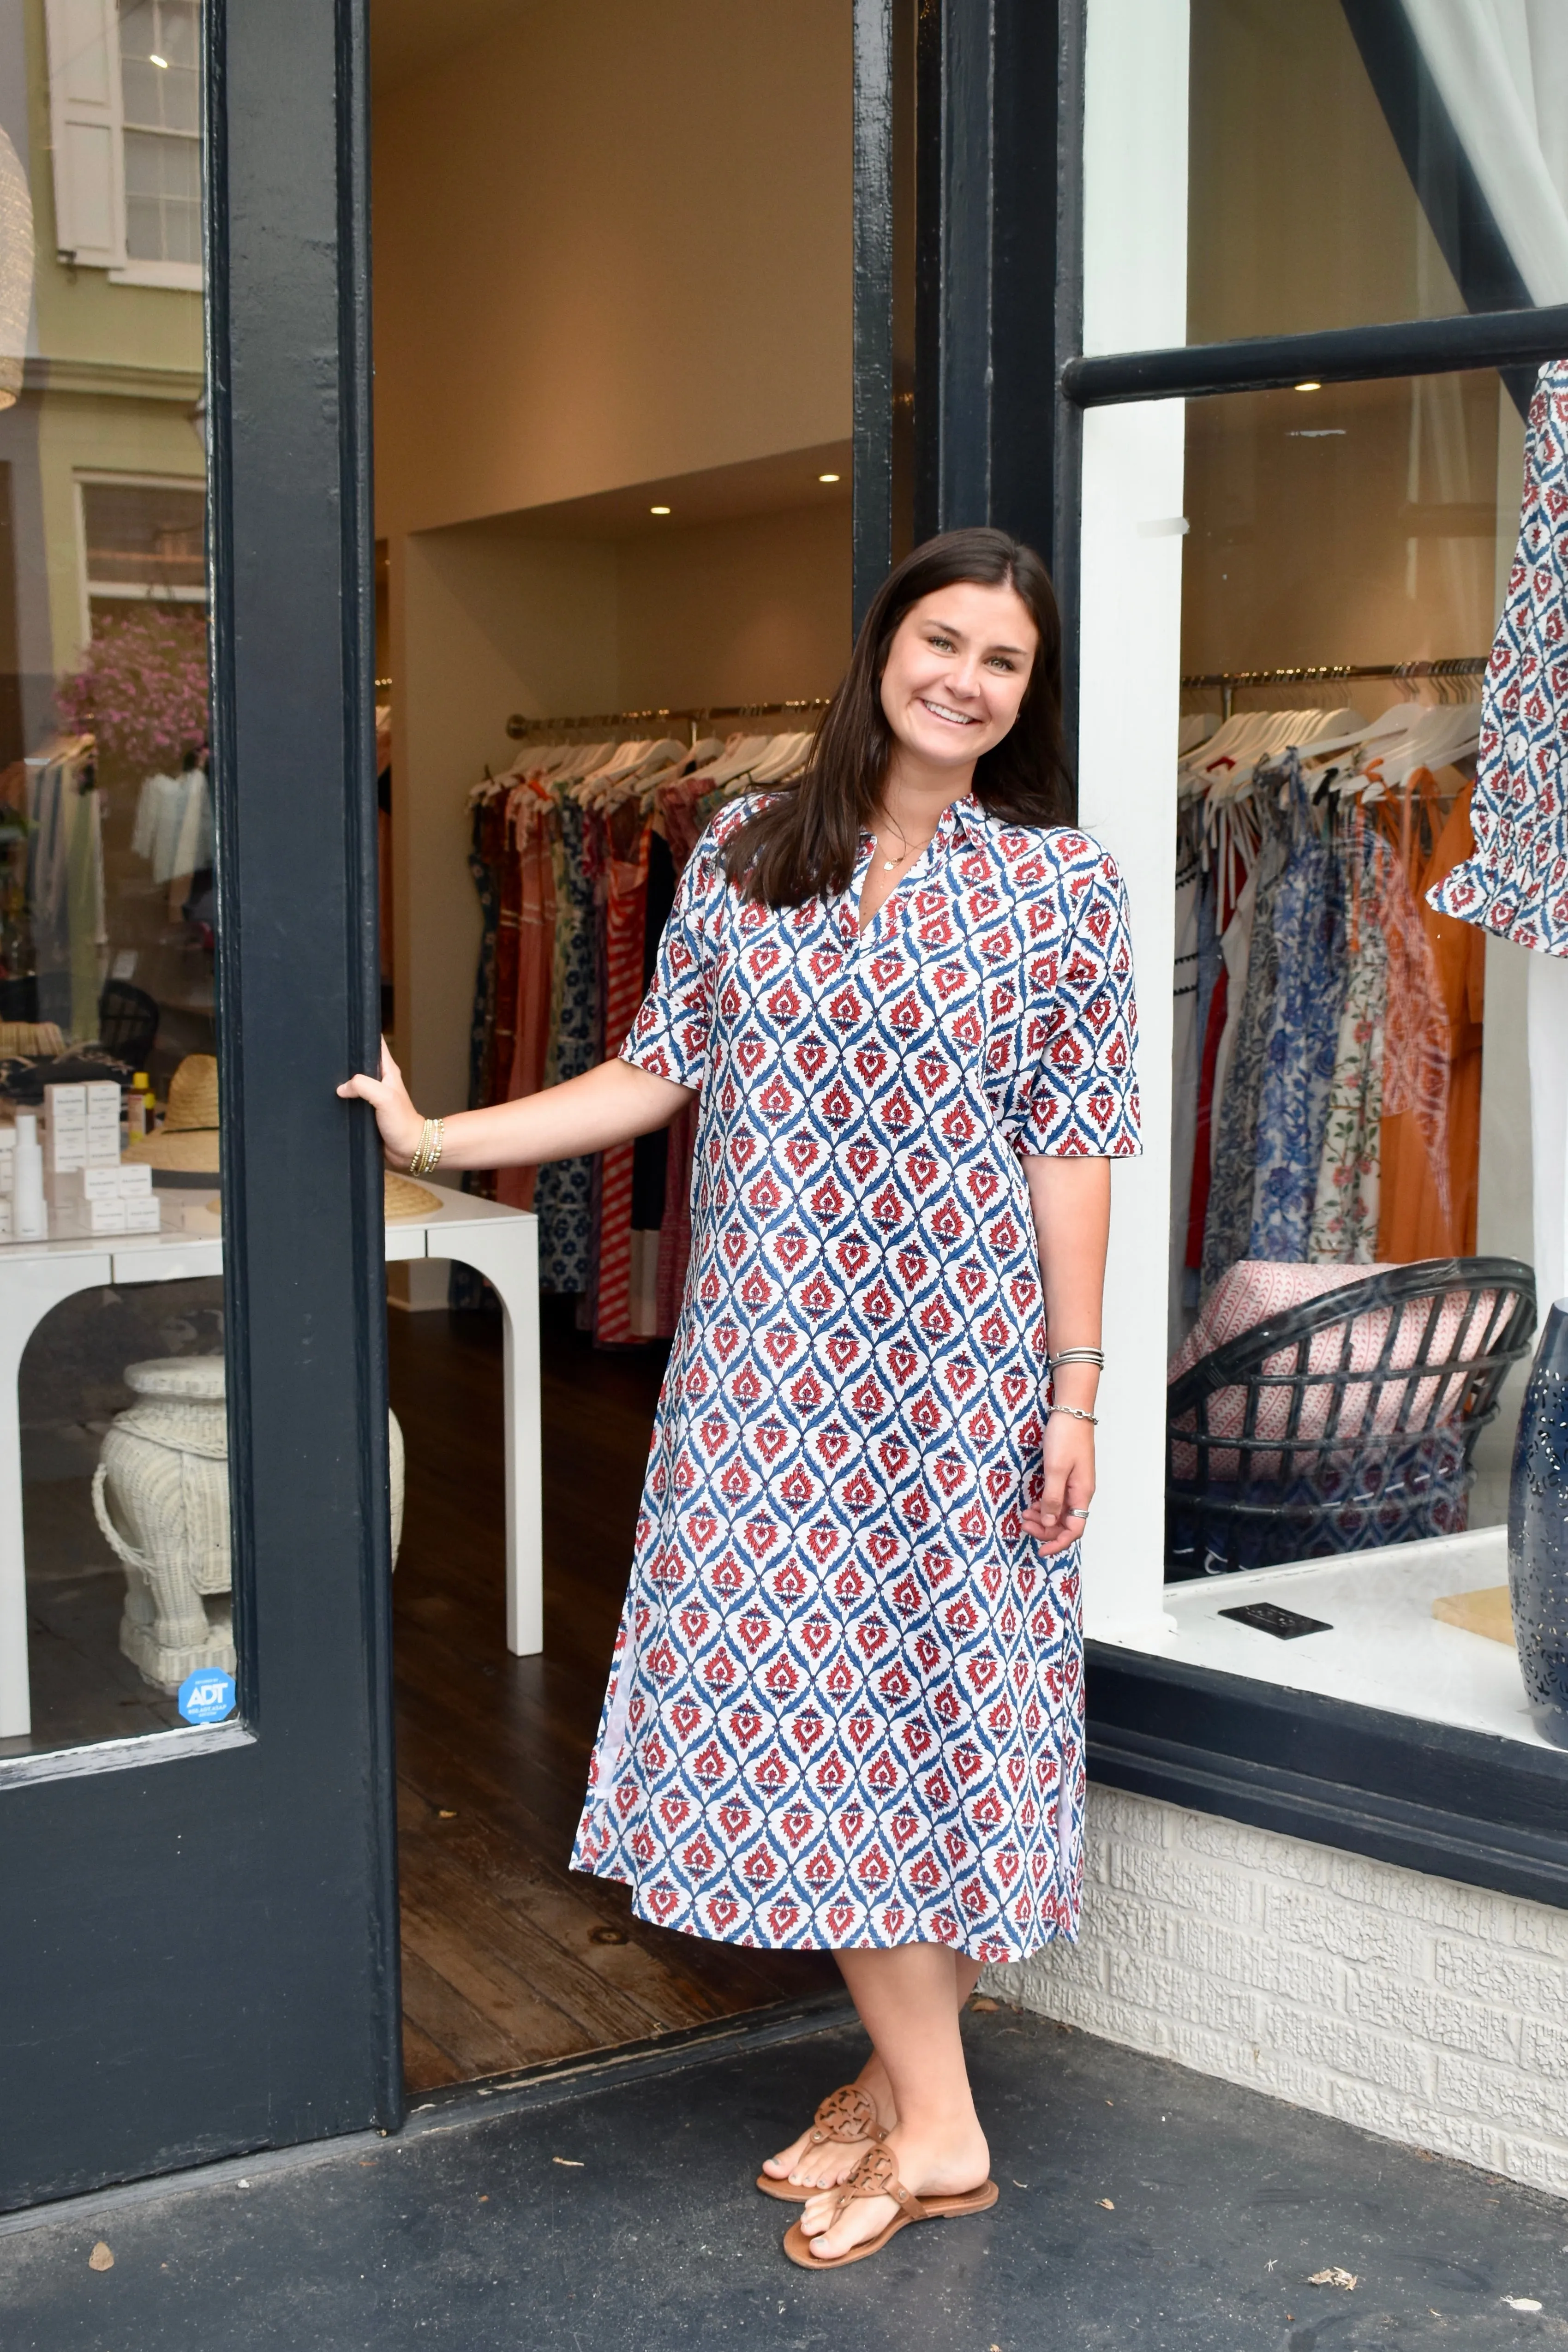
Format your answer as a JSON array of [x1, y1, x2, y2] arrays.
[[55, 605, 210, 777]]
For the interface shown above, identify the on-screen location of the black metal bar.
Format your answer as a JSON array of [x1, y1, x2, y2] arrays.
[[335, 0, 402, 2138], [912, 0, 1062, 551], [911, 0, 941, 543], [989, 0, 1059, 562], [852, 0, 896, 630], [934, 0, 995, 530], [1062, 303, 1568, 408]]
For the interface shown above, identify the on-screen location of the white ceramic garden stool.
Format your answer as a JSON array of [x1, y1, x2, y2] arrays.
[[92, 1355, 405, 1694]]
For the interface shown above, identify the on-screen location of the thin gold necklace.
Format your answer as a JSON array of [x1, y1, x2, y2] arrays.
[[877, 808, 939, 873]]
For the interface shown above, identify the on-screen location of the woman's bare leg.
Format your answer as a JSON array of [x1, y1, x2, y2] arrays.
[[760, 1951, 985, 2190], [796, 1944, 990, 2258]]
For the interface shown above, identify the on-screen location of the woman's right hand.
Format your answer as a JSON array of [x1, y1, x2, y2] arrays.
[[337, 1038, 424, 1168]]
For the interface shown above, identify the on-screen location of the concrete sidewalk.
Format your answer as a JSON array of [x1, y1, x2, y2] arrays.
[[3, 2000, 1565, 2350]]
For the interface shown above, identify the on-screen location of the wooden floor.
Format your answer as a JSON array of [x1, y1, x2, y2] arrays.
[[387, 1299, 837, 2094]]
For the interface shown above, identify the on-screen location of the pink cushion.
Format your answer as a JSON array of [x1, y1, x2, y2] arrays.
[[1169, 1260, 1499, 1482]]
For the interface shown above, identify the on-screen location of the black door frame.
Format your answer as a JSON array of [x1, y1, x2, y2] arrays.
[[0, 0, 400, 2211]]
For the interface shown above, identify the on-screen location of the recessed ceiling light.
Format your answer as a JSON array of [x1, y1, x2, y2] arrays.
[[1294, 380, 1322, 392], [150, 51, 168, 66], [818, 472, 841, 484], [649, 504, 671, 515]]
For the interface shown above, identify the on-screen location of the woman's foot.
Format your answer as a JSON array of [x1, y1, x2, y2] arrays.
[[760, 2063, 897, 2192], [797, 2119, 991, 2261]]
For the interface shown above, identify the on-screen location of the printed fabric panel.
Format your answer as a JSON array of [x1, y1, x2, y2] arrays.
[[1430, 361, 1568, 957]]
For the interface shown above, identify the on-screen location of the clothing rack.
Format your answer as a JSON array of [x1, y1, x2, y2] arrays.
[[1182, 657, 1487, 722], [505, 698, 831, 745]]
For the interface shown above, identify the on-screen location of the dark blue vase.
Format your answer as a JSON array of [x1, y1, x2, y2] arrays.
[[1508, 1299, 1568, 1750]]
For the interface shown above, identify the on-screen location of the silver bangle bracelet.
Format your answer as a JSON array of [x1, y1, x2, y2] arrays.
[[1050, 1347, 1104, 1370]]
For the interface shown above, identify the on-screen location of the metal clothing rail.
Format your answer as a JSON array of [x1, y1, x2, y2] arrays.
[[504, 698, 832, 742], [1181, 656, 1488, 722]]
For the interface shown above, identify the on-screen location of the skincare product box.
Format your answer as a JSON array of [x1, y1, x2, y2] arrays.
[[46, 1163, 155, 1205], [43, 1082, 121, 1171], [50, 1194, 162, 1238]]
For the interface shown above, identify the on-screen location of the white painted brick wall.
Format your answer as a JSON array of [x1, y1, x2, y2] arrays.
[[983, 1784, 1568, 2198]]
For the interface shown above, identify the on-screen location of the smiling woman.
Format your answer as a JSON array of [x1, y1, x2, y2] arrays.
[[340, 523, 1141, 2266], [719, 528, 1071, 912]]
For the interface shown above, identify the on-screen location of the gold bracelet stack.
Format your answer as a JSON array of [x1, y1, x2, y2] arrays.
[[409, 1116, 445, 1176]]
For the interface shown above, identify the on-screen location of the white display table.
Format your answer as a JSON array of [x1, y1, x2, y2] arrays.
[[0, 1185, 542, 1740]]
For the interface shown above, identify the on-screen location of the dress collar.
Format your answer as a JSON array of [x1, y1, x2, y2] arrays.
[[859, 791, 985, 855]]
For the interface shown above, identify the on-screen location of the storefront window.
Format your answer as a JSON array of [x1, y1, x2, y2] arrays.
[[0, 2, 227, 1759], [1077, 0, 1568, 1753]]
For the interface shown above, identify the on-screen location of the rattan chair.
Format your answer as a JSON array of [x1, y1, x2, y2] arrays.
[[1166, 1256, 1536, 1578], [96, 978, 159, 1072]]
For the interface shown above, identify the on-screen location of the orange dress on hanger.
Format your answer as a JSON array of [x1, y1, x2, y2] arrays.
[[592, 801, 653, 1344], [1375, 770, 1484, 1261]]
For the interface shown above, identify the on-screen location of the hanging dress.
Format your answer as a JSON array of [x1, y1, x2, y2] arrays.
[[1307, 826, 1387, 1266], [1248, 762, 1347, 1261], [570, 796, 1140, 1962], [535, 795, 600, 1294]]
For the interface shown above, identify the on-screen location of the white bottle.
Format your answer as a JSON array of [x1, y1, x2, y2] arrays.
[[13, 1113, 47, 1242]]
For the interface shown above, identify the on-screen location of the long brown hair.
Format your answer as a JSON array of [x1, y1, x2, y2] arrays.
[[722, 526, 1070, 908]]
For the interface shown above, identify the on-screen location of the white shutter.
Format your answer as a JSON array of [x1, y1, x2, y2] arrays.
[[43, 0, 126, 269]]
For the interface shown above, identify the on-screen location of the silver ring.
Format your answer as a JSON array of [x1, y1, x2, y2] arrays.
[[1065, 1507, 1089, 1520]]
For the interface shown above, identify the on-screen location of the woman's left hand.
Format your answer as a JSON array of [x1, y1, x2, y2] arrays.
[[1022, 1413, 1095, 1555]]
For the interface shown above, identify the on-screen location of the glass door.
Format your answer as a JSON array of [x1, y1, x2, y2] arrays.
[[0, 0, 397, 2207]]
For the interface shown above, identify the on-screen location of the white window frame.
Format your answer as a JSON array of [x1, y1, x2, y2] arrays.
[[75, 467, 209, 644], [43, 0, 202, 293], [1074, 0, 1191, 1646]]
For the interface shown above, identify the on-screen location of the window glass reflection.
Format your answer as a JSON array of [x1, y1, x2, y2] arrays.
[[0, 2, 224, 1760], [1188, 0, 1563, 343]]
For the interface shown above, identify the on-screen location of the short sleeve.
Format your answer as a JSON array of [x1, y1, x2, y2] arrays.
[[618, 834, 727, 1089], [1017, 844, 1142, 1157]]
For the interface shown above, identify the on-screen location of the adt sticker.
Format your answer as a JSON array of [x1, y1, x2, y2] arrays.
[[178, 1670, 235, 1725]]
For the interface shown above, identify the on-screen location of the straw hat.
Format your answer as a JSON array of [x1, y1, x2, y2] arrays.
[[126, 1055, 443, 1221], [383, 1172, 440, 1221], [124, 1054, 219, 1171]]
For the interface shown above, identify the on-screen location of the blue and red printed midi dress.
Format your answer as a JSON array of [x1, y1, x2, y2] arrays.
[[570, 793, 1140, 1963]]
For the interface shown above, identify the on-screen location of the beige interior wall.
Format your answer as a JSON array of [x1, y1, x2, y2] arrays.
[[617, 503, 850, 711], [390, 529, 617, 1116], [372, 0, 852, 539], [389, 497, 850, 1123]]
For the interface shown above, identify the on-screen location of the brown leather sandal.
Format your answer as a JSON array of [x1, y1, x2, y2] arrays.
[[782, 2143, 999, 2268], [755, 2083, 889, 2202]]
